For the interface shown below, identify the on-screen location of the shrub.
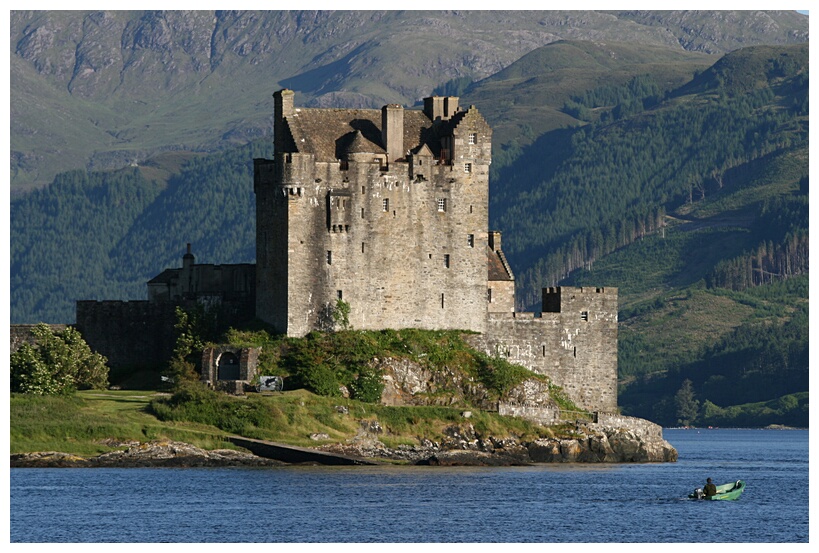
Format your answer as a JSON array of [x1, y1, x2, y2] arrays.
[[473, 352, 532, 396], [349, 365, 385, 403], [11, 324, 109, 395], [149, 381, 276, 437]]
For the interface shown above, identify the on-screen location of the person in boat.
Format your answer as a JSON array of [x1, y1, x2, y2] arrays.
[[704, 478, 717, 498]]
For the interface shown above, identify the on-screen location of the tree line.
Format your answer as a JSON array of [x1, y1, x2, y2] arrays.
[[490, 50, 808, 306]]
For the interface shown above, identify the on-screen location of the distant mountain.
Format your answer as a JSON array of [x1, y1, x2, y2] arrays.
[[10, 10, 808, 192]]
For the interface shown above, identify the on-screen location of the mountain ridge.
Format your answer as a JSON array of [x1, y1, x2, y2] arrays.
[[10, 10, 808, 191]]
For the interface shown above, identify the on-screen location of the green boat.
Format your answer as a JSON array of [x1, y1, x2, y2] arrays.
[[689, 480, 746, 500]]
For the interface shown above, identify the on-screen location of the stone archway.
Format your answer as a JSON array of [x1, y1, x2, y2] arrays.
[[217, 351, 240, 380]]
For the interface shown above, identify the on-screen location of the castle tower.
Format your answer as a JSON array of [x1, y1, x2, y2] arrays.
[[255, 89, 497, 336]]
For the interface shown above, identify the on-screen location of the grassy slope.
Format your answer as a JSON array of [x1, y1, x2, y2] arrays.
[[11, 327, 581, 456]]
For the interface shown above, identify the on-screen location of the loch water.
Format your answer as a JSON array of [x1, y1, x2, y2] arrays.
[[10, 428, 809, 543]]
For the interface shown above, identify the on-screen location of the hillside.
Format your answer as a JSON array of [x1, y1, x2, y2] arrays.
[[10, 10, 807, 193], [9, 12, 809, 428]]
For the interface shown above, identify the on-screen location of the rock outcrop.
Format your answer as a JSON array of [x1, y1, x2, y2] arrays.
[[10, 440, 285, 468], [317, 419, 677, 465]]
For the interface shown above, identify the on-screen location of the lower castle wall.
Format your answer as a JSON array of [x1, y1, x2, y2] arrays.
[[498, 402, 560, 425], [75, 301, 178, 369], [464, 308, 618, 413], [75, 296, 256, 370]]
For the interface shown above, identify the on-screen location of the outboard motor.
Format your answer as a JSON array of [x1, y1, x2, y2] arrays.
[[694, 488, 704, 499]]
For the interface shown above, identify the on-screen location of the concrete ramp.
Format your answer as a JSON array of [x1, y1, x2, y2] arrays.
[[228, 436, 384, 465]]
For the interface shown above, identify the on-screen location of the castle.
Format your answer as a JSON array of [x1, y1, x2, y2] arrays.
[[74, 90, 619, 413]]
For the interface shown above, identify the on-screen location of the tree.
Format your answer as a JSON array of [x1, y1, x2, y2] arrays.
[[674, 379, 700, 427], [331, 298, 352, 331], [11, 323, 109, 395], [165, 306, 215, 386]]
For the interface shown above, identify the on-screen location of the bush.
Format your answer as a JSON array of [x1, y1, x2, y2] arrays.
[[473, 352, 532, 396], [11, 324, 109, 395], [349, 366, 385, 403], [149, 382, 276, 437]]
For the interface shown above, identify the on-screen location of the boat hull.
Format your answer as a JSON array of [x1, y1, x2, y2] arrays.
[[689, 480, 745, 500]]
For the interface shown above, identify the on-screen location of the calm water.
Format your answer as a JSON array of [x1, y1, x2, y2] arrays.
[[10, 428, 809, 542]]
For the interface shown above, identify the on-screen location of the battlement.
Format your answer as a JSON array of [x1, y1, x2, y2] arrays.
[[542, 286, 618, 315]]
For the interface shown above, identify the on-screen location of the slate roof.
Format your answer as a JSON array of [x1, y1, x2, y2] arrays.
[[147, 268, 178, 285], [488, 247, 514, 281], [284, 107, 444, 162]]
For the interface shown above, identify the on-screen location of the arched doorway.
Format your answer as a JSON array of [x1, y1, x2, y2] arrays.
[[217, 352, 240, 380]]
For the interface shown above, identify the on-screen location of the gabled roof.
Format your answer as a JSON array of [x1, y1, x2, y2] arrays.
[[488, 247, 514, 282], [147, 268, 178, 285], [284, 107, 443, 162]]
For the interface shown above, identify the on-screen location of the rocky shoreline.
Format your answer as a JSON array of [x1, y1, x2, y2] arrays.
[[10, 440, 287, 468], [318, 420, 678, 465], [11, 422, 677, 468]]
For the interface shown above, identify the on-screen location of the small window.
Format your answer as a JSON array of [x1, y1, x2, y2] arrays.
[[487, 288, 492, 302], [464, 163, 472, 173], [337, 290, 343, 300], [441, 293, 445, 309], [383, 198, 389, 212], [468, 133, 477, 144], [444, 254, 450, 268], [437, 198, 447, 212], [361, 207, 364, 218], [326, 251, 332, 265], [467, 234, 474, 247], [361, 242, 365, 253], [581, 311, 589, 321]]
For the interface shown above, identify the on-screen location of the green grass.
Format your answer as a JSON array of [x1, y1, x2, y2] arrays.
[[9, 390, 235, 456], [10, 387, 567, 457], [700, 392, 808, 428]]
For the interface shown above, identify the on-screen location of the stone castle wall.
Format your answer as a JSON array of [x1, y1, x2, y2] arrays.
[[464, 287, 618, 413], [255, 93, 496, 337], [74, 295, 255, 370], [75, 301, 178, 369], [256, 150, 492, 336]]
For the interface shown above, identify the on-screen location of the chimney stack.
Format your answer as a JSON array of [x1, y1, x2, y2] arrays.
[[382, 104, 404, 163], [489, 231, 502, 252]]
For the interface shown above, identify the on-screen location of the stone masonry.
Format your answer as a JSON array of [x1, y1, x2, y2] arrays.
[[255, 89, 499, 336]]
